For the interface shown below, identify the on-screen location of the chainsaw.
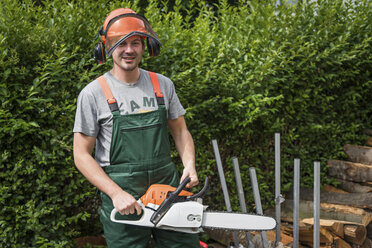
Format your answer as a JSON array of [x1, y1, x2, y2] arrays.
[[110, 177, 276, 233]]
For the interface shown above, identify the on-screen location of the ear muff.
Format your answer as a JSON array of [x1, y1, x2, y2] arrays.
[[93, 26, 106, 64], [146, 36, 161, 57], [94, 42, 106, 64]]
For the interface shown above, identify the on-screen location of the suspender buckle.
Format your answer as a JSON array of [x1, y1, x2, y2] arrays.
[[107, 98, 119, 112], [156, 96, 165, 105], [109, 102, 119, 112]]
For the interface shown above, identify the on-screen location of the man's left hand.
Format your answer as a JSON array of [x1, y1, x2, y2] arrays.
[[180, 167, 199, 188]]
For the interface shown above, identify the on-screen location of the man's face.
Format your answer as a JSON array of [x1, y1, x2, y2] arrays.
[[111, 35, 145, 72]]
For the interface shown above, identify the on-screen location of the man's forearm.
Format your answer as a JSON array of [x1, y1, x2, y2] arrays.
[[74, 153, 123, 199], [74, 152, 141, 215], [73, 133, 123, 199], [168, 116, 198, 187], [173, 129, 195, 169]]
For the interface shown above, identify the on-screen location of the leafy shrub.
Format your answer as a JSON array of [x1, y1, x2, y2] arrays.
[[145, 0, 372, 210], [0, 0, 371, 246]]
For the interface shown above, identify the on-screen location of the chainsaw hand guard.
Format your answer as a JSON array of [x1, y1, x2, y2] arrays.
[[150, 177, 191, 225]]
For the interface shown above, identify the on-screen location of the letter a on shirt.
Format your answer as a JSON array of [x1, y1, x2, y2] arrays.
[[130, 100, 140, 112]]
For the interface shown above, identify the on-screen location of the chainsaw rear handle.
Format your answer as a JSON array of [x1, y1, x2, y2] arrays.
[[173, 177, 191, 195], [150, 177, 191, 225], [110, 201, 154, 228]]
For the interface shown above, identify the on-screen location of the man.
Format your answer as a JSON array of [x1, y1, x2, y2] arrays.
[[73, 8, 199, 248]]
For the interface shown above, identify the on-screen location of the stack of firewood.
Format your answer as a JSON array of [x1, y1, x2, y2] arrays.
[[280, 129, 372, 247], [205, 130, 372, 248]]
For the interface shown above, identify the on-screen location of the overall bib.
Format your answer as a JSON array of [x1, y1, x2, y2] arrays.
[[97, 71, 199, 248]]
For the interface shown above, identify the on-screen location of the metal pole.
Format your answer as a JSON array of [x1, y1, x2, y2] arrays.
[[232, 157, 254, 248], [293, 159, 300, 248], [249, 167, 269, 248], [275, 133, 282, 243], [314, 161, 321, 248], [212, 140, 240, 248]]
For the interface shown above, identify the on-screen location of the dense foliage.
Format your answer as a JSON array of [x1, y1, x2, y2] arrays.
[[0, 0, 371, 246]]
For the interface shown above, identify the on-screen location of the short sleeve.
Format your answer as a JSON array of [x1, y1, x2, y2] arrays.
[[167, 81, 186, 120], [73, 88, 100, 137]]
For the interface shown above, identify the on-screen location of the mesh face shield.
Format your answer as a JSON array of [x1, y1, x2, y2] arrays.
[[103, 12, 160, 57]]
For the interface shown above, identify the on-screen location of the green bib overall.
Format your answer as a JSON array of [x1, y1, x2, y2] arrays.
[[97, 72, 199, 248]]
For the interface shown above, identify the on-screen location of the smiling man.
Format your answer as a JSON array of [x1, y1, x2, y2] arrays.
[[72, 8, 199, 248]]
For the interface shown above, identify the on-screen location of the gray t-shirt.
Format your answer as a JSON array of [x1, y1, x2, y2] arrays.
[[73, 68, 186, 167]]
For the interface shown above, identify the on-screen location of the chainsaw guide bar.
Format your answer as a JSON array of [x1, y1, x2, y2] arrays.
[[201, 211, 277, 231]]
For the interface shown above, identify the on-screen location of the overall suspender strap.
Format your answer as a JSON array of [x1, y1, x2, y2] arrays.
[[96, 71, 165, 113], [97, 76, 119, 112], [148, 71, 165, 105]]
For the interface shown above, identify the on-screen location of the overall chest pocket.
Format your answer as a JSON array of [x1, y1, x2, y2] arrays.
[[110, 121, 171, 164], [122, 122, 170, 161]]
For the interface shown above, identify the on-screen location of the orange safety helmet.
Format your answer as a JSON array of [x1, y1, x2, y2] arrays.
[[93, 8, 161, 63]]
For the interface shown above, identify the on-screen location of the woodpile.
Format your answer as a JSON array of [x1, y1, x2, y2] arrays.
[[280, 130, 372, 247], [205, 131, 372, 248]]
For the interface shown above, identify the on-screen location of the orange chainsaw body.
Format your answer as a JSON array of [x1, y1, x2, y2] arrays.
[[140, 184, 193, 206]]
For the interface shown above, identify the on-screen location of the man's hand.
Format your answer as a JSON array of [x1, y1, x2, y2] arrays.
[[112, 190, 142, 215], [180, 166, 199, 188]]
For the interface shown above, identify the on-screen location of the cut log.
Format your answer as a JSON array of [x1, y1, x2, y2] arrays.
[[319, 227, 334, 244], [334, 236, 352, 248], [286, 187, 372, 209], [344, 224, 367, 245], [319, 203, 372, 227], [282, 224, 334, 245], [358, 238, 372, 248], [302, 218, 344, 238], [367, 222, 372, 240], [250, 233, 285, 248], [323, 184, 348, 193], [367, 137, 372, 147], [265, 229, 293, 246], [336, 179, 372, 193], [344, 144, 372, 165], [281, 200, 372, 226], [299, 225, 318, 243], [361, 182, 372, 187], [283, 224, 334, 246], [328, 160, 372, 182], [204, 229, 240, 247]]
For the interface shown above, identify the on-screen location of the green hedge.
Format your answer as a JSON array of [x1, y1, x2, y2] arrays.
[[0, 0, 371, 246]]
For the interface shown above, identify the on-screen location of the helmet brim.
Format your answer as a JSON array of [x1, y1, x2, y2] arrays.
[[106, 31, 161, 57]]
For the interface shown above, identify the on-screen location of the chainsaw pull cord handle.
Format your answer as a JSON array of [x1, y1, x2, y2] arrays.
[[150, 177, 191, 226]]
